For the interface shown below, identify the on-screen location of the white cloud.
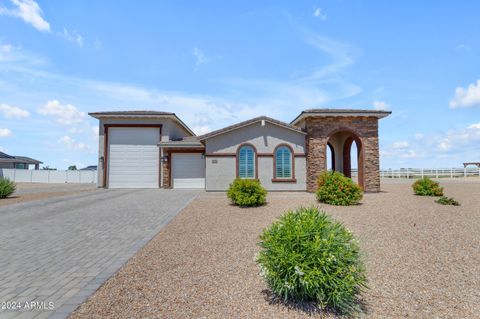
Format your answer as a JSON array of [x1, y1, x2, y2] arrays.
[[0, 146, 6, 152], [313, 7, 327, 20], [455, 44, 471, 52], [38, 100, 86, 125], [301, 33, 356, 81], [373, 100, 390, 111], [468, 123, 480, 129], [0, 0, 50, 32], [414, 133, 424, 140], [192, 47, 209, 69], [437, 140, 451, 151], [60, 28, 84, 47], [0, 128, 12, 137], [58, 135, 89, 151], [0, 103, 30, 118], [0, 42, 47, 66], [392, 141, 409, 149], [449, 80, 480, 108]]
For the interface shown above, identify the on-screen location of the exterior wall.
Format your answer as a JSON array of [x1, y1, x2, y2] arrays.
[[95, 117, 191, 187], [305, 116, 380, 193], [0, 162, 14, 169], [258, 157, 306, 191], [205, 156, 306, 191], [205, 121, 307, 191], [205, 122, 305, 154], [205, 156, 236, 191]]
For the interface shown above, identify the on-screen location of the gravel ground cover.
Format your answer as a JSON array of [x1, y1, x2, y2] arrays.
[[0, 183, 96, 207], [71, 181, 480, 318]]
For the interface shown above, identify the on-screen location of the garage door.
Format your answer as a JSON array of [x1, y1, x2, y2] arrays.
[[172, 153, 205, 189], [108, 127, 159, 188]]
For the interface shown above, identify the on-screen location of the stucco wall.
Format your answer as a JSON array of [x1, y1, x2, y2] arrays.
[[204, 121, 307, 191], [95, 117, 191, 187], [0, 162, 14, 169], [205, 156, 236, 191], [205, 156, 306, 191], [205, 121, 305, 154]]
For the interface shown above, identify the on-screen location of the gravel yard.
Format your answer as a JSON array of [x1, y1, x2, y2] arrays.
[[0, 183, 96, 207], [71, 180, 480, 318]]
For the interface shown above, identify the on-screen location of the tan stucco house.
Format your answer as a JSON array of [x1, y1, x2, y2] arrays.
[[90, 109, 390, 192]]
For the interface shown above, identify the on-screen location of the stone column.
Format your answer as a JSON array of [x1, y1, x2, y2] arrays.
[[362, 136, 380, 192], [306, 136, 328, 192]]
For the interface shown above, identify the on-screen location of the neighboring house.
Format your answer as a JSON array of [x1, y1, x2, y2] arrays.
[[0, 152, 42, 170], [80, 165, 98, 171], [90, 109, 390, 192]]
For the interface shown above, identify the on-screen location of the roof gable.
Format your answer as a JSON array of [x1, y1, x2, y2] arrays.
[[197, 116, 306, 141]]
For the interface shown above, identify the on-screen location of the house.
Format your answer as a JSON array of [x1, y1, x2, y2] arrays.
[[89, 109, 390, 192], [0, 152, 43, 170]]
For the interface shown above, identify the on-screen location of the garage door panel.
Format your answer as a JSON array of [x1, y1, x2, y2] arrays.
[[172, 153, 205, 189], [108, 127, 159, 188]]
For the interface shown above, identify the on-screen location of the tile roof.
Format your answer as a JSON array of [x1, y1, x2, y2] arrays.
[[0, 152, 42, 164], [291, 108, 391, 125]]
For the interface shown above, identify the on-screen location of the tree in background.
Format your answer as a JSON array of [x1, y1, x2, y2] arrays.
[[68, 165, 77, 171]]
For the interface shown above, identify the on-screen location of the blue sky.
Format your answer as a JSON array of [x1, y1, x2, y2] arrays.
[[0, 0, 479, 169]]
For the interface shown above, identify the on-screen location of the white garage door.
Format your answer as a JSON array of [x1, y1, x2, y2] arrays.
[[108, 127, 159, 188], [172, 153, 205, 189]]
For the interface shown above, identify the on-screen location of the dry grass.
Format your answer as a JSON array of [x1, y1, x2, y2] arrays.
[[71, 181, 480, 318]]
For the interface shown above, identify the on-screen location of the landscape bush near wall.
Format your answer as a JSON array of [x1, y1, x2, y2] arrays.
[[0, 169, 97, 184]]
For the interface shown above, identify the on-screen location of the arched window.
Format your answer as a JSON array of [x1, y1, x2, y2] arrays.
[[275, 145, 292, 178], [238, 145, 255, 178]]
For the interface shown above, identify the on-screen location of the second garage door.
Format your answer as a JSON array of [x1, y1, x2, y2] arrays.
[[108, 127, 159, 188], [172, 153, 205, 189]]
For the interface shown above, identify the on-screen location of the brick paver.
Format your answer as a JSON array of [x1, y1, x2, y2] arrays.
[[0, 189, 199, 319]]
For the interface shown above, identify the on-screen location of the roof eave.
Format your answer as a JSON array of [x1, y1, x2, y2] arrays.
[[290, 110, 392, 126], [198, 118, 306, 141], [88, 112, 196, 136]]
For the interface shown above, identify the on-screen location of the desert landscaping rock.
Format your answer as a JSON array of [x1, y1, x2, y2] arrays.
[[71, 180, 480, 318], [0, 183, 96, 207]]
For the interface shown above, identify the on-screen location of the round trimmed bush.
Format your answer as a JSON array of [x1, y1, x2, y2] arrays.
[[0, 178, 16, 198], [315, 171, 363, 206], [257, 207, 367, 315], [412, 177, 443, 196], [227, 178, 267, 207]]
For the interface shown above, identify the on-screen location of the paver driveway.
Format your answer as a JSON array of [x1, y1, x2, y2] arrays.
[[0, 188, 199, 319]]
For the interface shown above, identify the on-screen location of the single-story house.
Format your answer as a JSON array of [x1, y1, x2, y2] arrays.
[[0, 151, 43, 169], [89, 109, 390, 192]]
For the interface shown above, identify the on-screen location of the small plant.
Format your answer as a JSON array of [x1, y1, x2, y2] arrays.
[[0, 178, 16, 199], [227, 178, 267, 207], [435, 196, 460, 206], [257, 207, 367, 315], [315, 171, 363, 206], [412, 177, 443, 196]]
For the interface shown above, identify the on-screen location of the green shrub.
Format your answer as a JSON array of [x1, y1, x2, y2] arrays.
[[315, 171, 363, 206], [435, 196, 460, 206], [257, 207, 367, 315], [412, 177, 443, 196], [227, 178, 267, 207], [0, 178, 16, 199]]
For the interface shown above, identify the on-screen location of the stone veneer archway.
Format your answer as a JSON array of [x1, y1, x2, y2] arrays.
[[327, 130, 364, 189], [304, 116, 381, 192]]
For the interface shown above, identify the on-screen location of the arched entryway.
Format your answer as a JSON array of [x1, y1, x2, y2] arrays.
[[326, 130, 364, 189]]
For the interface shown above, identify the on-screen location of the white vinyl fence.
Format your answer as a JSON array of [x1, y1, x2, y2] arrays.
[[378, 167, 480, 179], [0, 169, 97, 184]]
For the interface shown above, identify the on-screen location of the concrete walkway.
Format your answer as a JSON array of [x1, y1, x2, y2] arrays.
[[0, 189, 199, 319]]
